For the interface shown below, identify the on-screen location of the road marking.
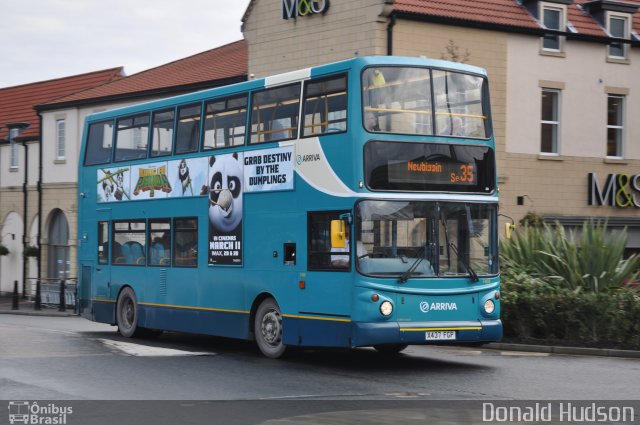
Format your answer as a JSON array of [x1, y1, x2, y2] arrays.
[[98, 339, 215, 357], [500, 351, 550, 357]]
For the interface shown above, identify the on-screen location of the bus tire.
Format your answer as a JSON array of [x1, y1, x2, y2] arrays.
[[373, 344, 408, 354], [116, 287, 140, 338], [255, 298, 287, 359]]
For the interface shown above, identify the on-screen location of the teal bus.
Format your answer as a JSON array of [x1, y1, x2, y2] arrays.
[[78, 56, 501, 358]]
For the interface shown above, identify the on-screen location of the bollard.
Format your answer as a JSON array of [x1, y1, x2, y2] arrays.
[[58, 280, 66, 312], [34, 280, 41, 311], [12, 280, 19, 310]]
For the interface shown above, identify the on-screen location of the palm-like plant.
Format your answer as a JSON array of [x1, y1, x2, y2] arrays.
[[501, 220, 639, 292]]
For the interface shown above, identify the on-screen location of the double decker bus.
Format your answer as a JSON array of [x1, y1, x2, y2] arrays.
[[78, 56, 501, 358]]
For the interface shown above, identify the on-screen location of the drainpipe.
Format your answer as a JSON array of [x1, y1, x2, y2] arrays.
[[387, 13, 396, 56], [37, 112, 43, 284], [21, 140, 28, 298]]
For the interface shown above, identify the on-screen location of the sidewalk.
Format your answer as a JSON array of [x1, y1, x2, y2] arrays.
[[0, 295, 76, 317]]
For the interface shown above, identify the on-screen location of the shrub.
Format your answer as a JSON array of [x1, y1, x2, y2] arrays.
[[500, 220, 640, 349]]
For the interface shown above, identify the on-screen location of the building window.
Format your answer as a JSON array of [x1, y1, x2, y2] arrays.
[[10, 139, 18, 169], [542, 6, 563, 51], [607, 95, 624, 157], [608, 14, 629, 59], [48, 209, 70, 279], [540, 89, 560, 153], [56, 119, 66, 160]]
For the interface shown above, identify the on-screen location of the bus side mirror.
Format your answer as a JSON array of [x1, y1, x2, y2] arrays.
[[330, 220, 346, 249], [505, 223, 516, 239]]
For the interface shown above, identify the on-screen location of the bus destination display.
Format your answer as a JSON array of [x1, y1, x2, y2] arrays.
[[365, 141, 495, 193], [390, 159, 476, 186]]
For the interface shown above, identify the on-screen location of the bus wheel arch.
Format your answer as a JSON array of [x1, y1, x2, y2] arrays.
[[252, 295, 287, 359]]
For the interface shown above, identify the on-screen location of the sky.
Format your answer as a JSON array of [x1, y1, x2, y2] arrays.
[[0, 0, 250, 88]]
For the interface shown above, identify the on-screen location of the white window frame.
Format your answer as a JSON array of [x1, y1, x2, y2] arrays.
[[540, 3, 566, 52], [10, 139, 19, 169], [606, 94, 625, 158], [540, 88, 561, 154], [606, 12, 630, 59], [56, 119, 66, 160]]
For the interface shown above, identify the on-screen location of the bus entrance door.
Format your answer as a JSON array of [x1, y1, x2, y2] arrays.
[[89, 210, 113, 322]]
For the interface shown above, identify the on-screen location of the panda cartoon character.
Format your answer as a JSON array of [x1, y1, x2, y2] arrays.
[[178, 159, 192, 195], [102, 180, 115, 201], [208, 153, 243, 233], [114, 172, 125, 201]]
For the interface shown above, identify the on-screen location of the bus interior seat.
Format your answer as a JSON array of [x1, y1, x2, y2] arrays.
[[389, 101, 416, 134]]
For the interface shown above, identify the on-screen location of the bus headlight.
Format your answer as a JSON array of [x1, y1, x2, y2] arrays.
[[379, 301, 393, 316], [484, 299, 495, 314]]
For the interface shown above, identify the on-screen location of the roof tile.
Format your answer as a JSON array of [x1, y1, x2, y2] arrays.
[[43, 40, 247, 106], [394, 0, 640, 37], [0, 68, 123, 141]]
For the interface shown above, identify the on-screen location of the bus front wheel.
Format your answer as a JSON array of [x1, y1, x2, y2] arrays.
[[116, 287, 140, 338], [255, 298, 287, 359]]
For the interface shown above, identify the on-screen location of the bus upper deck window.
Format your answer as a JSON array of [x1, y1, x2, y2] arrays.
[[302, 75, 347, 137], [203, 95, 247, 150], [150, 109, 175, 157], [250, 83, 300, 144], [175, 104, 202, 154], [114, 114, 150, 162], [362, 67, 433, 136], [84, 120, 114, 165]]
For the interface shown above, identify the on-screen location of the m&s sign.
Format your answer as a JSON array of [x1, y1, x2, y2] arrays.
[[282, 0, 330, 20]]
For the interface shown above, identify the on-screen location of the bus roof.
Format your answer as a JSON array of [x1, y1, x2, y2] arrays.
[[85, 56, 487, 123]]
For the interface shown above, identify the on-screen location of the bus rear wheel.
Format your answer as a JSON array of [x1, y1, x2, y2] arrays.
[[255, 298, 287, 359], [373, 344, 408, 354], [116, 287, 141, 338]]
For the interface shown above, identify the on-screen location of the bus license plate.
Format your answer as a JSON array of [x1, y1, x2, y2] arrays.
[[425, 331, 456, 340]]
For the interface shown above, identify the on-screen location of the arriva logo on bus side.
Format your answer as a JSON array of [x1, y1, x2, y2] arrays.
[[420, 301, 458, 313], [282, 0, 330, 20]]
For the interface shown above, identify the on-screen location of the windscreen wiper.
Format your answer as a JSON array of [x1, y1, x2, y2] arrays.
[[398, 245, 427, 283], [448, 242, 479, 282]]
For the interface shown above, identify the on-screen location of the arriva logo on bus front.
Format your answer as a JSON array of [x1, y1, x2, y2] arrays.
[[420, 301, 458, 313]]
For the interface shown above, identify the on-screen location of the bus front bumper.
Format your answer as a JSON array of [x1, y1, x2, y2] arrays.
[[351, 320, 502, 347]]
